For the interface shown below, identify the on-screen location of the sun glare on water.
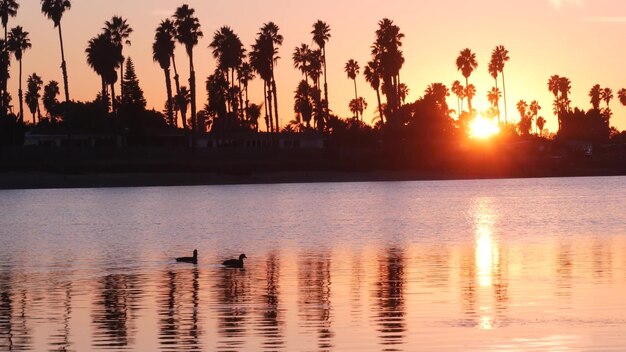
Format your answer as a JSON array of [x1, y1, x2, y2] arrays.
[[470, 114, 500, 139]]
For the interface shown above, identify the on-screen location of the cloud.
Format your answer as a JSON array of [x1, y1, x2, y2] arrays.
[[584, 17, 626, 23], [549, 0, 584, 9]]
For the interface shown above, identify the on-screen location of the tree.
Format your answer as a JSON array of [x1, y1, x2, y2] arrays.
[[618, 88, 626, 107], [209, 26, 245, 120], [488, 54, 501, 123], [86, 32, 122, 112], [344, 59, 359, 103], [364, 60, 384, 125], [156, 19, 185, 128], [250, 22, 282, 132], [589, 84, 601, 110], [104, 16, 132, 99], [487, 87, 501, 116], [153, 20, 175, 126], [529, 100, 541, 134], [601, 87, 613, 109], [536, 116, 546, 136], [464, 84, 476, 112], [456, 48, 478, 112], [7, 26, 31, 122], [294, 80, 313, 128], [312, 20, 331, 120], [41, 0, 71, 102], [425, 83, 450, 112], [517, 100, 532, 135], [42, 80, 59, 119], [451, 80, 464, 115], [493, 45, 510, 123], [237, 61, 254, 120], [259, 22, 282, 132], [120, 57, 145, 109], [0, 0, 18, 113], [292, 43, 311, 83], [349, 97, 367, 120], [174, 4, 203, 150], [372, 18, 404, 116], [25, 73, 43, 124]]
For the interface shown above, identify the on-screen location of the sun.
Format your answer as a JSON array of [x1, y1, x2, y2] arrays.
[[469, 114, 500, 139]]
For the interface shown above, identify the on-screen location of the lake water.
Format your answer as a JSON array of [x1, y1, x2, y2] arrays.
[[1, 177, 626, 351]]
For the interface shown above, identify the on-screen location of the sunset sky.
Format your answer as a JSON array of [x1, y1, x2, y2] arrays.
[[7, 0, 626, 132]]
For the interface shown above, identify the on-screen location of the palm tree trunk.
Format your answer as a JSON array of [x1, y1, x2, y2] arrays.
[[322, 47, 329, 121], [465, 77, 472, 112], [171, 53, 185, 129], [501, 70, 507, 124], [119, 57, 125, 100], [263, 81, 270, 132], [110, 83, 117, 114], [267, 80, 274, 133], [189, 53, 197, 153], [376, 87, 383, 125], [272, 75, 279, 133], [101, 77, 108, 111], [2, 25, 8, 114], [353, 78, 358, 119], [494, 77, 500, 125], [37, 103, 41, 123], [164, 67, 174, 126], [18, 59, 23, 123], [58, 23, 70, 102]]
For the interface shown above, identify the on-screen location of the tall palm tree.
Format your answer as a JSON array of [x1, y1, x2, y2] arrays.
[[41, 0, 71, 102], [294, 80, 313, 128], [42, 80, 59, 118], [156, 19, 185, 129], [174, 4, 203, 149], [0, 0, 18, 112], [372, 18, 404, 115], [536, 116, 546, 136], [312, 20, 331, 119], [487, 87, 501, 115], [25, 72, 42, 123], [618, 88, 626, 107], [349, 97, 367, 120], [210, 26, 244, 120], [292, 43, 311, 83], [104, 16, 132, 99], [451, 80, 464, 115], [493, 45, 510, 122], [456, 48, 478, 112], [250, 33, 274, 132], [364, 60, 383, 124], [344, 59, 359, 108], [153, 21, 175, 126], [601, 87, 613, 109], [465, 84, 476, 112], [8, 26, 31, 122], [86, 32, 122, 112], [237, 61, 254, 119], [425, 82, 449, 112], [259, 22, 282, 132], [589, 84, 602, 110], [529, 100, 541, 134], [488, 55, 501, 123]]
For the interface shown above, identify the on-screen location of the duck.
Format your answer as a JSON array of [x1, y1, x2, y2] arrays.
[[222, 254, 247, 268], [176, 249, 198, 264]]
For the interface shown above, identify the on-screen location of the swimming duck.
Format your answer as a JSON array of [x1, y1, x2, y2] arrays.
[[176, 249, 198, 264], [222, 254, 247, 268]]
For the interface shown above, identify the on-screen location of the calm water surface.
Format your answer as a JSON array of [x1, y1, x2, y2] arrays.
[[1, 177, 626, 351]]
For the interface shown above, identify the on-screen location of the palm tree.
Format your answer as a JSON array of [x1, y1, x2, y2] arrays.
[[174, 4, 203, 149], [344, 59, 359, 99], [487, 87, 501, 115], [292, 43, 311, 83], [210, 26, 245, 120], [588, 84, 601, 110], [464, 84, 476, 112], [153, 22, 175, 126], [488, 55, 500, 123], [372, 18, 405, 115], [156, 19, 185, 128], [8, 26, 31, 122], [86, 32, 122, 112], [312, 20, 331, 119], [456, 48, 478, 112], [25, 73, 42, 123], [41, 0, 71, 102], [618, 88, 626, 107], [425, 82, 449, 111], [294, 80, 313, 128], [349, 97, 367, 120], [175, 85, 190, 126], [42, 80, 59, 119], [493, 45, 510, 122], [104, 16, 132, 99], [250, 32, 274, 132], [529, 100, 541, 133], [536, 116, 546, 136], [0, 0, 18, 112], [364, 60, 383, 124], [259, 22, 282, 132], [237, 61, 254, 120], [601, 87, 613, 109], [451, 80, 464, 115]]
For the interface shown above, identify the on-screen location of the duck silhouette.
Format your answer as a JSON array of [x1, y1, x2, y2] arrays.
[[176, 249, 198, 264], [222, 254, 247, 268]]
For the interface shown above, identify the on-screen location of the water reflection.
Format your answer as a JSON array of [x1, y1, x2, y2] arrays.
[[0, 271, 33, 352], [215, 264, 251, 351], [255, 252, 284, 351], [298, 252, 334, 351], [373, 248, 406, 351]]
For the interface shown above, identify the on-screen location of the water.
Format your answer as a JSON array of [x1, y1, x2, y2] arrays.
[[1, 177, 626, 351]]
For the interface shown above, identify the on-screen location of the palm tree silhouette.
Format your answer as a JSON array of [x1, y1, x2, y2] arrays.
[[25, 73, 43, 124], [349, 97, 367, 120], [451, 80, 464, 115], [237, 61, 254, 121], [536, 116, 546, 136], [364, 60, 383, 124], [174, 4, 203, 149], [0, 0, 18, 113], [293, 43, 312, 83], [456, 48, 478, 112], [8, 26, 31, 122], [156, 19, 185, 129], [488, 54, 501, 123], [601, 87, 613, 109], [210, 26, 245, 122], [312, 20, 331, 120], [492, 45, 510, 123], [260, 22, 282, 132], [464, 84, 476, 112], [589, 84, 601, 110], [344, 59, 359, 99], [250, 32, 273, 132], [372, 18, 404, 115], [86, 32, 122, 112], [487, 87, 501, 115], [41, 0, 71, 102], [425, 83, 449, 112], [529, 100, 541, 134], [104, 16, 132, 99], [42, 80, 59, 118], [294, 80, 313, 128], [175, 85, 191, 126], [153, 20, 175, 126], [618, 88, 626, 107]]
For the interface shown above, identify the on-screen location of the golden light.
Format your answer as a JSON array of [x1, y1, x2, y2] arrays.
[[469, 114, 500, 139]]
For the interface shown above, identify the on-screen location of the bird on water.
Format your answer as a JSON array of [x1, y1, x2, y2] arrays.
[[222, 254, 247, 268], [176, 249, 198, 264]]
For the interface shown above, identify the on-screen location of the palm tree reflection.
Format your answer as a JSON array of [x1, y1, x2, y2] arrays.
[[256, 252, 284, 351], [374, 247, 406, 351], [215, 264, 251, 351], [298, 252, 334, 351]]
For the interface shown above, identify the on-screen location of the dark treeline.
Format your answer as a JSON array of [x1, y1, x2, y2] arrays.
[[0, 1, 625, 165]]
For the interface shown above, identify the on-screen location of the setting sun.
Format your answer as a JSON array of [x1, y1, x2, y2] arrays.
[[469, 115, 500, 139]]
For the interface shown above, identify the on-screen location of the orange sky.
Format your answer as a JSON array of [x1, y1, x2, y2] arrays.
[[7, 0, 626, 132]]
